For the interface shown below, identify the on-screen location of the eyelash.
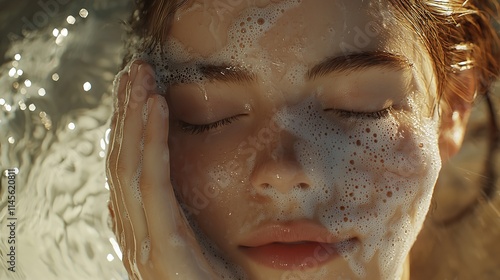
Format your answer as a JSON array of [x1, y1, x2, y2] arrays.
[[327, 107, 393, 119], [179, 115, 242, 134], [179, 107, 392, 134]]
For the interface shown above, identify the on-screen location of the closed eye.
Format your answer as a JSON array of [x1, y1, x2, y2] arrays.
[[179, 115, 246, 134], [325, 107, 392, 119]]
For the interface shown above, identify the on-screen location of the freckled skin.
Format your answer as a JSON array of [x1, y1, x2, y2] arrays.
[[134, 0, 442, 279], [272, 98, 440, 278]]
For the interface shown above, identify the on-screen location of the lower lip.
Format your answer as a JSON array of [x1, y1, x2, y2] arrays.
[[240, 241, 341, 270]]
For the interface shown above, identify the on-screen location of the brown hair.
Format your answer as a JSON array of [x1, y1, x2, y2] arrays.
[[389, 0, 499, 99], [123, 0, 183, 65]]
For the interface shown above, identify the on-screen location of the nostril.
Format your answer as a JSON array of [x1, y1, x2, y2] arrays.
[[258, 183, 310, 191], [261, 183, 272, 189], [295, 183, 310, 189]]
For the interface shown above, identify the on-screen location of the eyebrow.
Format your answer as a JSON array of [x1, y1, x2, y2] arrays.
[[194, 51, 411, 84], [198, 64, 257, 83], [306, 51, 412, 80]]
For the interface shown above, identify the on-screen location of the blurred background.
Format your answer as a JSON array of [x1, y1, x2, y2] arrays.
[[0, 0, 130, 279], [0, 0, 498, 279]]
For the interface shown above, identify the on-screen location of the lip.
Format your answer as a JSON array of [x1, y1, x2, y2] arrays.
[[238, 220, 354, 270]]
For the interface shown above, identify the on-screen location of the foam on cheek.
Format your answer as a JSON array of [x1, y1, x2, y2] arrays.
[[274, 97, 441, 279]]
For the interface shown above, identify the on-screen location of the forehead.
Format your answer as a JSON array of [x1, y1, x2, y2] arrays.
[[160, 0, 435, 97], [169, 0, 406, 61]]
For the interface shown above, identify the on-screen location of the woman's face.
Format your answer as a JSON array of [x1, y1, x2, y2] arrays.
[[148, 0, 442, 279]]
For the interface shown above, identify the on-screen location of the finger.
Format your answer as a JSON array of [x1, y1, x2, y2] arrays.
[[107, 69, 130, 240], [119, 62, 156, 265], [140, 94, 176, 243], [106, 69, 134, 276], [141, 94, 215, 279]]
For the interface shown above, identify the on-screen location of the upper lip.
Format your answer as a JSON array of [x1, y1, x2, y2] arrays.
[[238, 219, 344, 247]]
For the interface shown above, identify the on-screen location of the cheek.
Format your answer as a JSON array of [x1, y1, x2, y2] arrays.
[[169, 138, 251, 225], [337, 116, 440, 218], [275, 99, 441, 277], [167, 113, 273, 212], [274, 99, 441, 217]]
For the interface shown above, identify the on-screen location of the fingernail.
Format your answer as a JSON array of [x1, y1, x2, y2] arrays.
[[129, 64, 151, 110], [136, 64, 156, 92]]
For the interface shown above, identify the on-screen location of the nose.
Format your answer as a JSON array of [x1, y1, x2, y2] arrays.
[[249, 131, 312, 194]]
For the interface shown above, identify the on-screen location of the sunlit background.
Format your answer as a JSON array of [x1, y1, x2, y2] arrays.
[[0, 1, 130, 279]]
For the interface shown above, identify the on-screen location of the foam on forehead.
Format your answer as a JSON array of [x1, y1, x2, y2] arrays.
[[134, 0, 303, 90]]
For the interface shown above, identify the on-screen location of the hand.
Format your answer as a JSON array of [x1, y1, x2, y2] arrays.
[[106, 61, 216, 280]]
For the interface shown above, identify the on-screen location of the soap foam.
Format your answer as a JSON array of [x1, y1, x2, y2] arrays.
[[131, 0, 302, 91], [270, 96, 441, 278]]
